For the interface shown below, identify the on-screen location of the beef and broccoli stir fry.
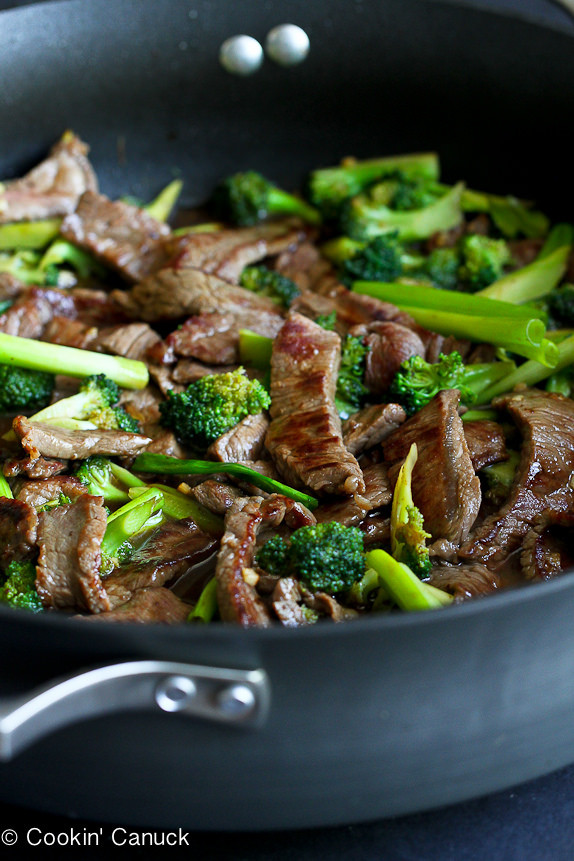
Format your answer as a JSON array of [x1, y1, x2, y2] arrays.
[[0, 132, 573, 626]]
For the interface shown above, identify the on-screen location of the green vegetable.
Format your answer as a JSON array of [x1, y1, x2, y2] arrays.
[[75, 455, 146, 503], [38, 239, 105, 281], [481, 451, 520, 506], [0, 473, 13, 499], [159, 367, 270, 448], [0, 364, 54, 412], [0, 559, 42, 612], [339, 182, 464, 243], [144, 179, 183, 222], [188, 578, 219, 623], [0, 332, 149, 390], [335, 334, 369, 419], [390, 443, 431, 577], [335, 233, 408, 285], [389, 352, 515, 415], [546, 284, 574, 328], [240, 265, 300, 308], [423, 246, 461, 290], [307, 152, 440, 219], [365, 549, 452, 612], [100, 488, 164, 575], [128, 485, 223, 535], [0, 219, 62, 251], [458, 234, 513, 291], [256, 521, 366, 593], [238, 329, 274, 370], [213, 170, 321, 226], [25, 374, 140, 433], [132, 452, 319, 510], [432, 184, 549, 238]]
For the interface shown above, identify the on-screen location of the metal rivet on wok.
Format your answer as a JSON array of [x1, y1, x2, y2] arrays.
[[219, 35, 264, 76], [265, 24, 310, 67], [216, 684, 256, 717], [155, 676, 197, 712]]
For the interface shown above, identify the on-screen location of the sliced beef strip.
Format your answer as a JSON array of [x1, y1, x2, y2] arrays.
[[428, 562, 500, 601], [0, 132, 97, 223], [315, 463, 391, 527], [103, 518, 218, 609], [266, 312, 365, 496], [459, 391, 574, 567], [82, 587, 190, 624], [270, 576, 314, 627], [359, 512, 391, 545], [42, 316, 99, 350], [16, 476, 87, 508], [148, 364, 184, 396], [343, 403, 406, 457], [60, 190, 171, 283], [95, 323, 161, 362], [521, 511, 574, 581], [143, 429, 187, 459], [13, 417, 151, 461], [188, 480, 243, 516], [3, 456, 66, 480], [216, 494, 315, 627], [0, 272, 24, 302], [300, 586, 359, 621], [350, 321, 426, 396], [171, 359, 238, 385], [0, 497, 38, 567], [165, 219, 312, 283], [273, 241, 327, 292], [207, 413, 270, 463], [35, 494, 109, 612], [383, 389, 481, 546], [0, 288, 54, 338], [119, 386, 162, 425], [162, 312, 242, 365], [112, 267, 285, 327], [463, 420, 508, 472]]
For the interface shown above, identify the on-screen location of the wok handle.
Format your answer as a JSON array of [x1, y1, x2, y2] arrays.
[[0, 660, 270, 761]]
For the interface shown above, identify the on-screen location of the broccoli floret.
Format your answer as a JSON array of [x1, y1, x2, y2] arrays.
[[546, 284, 574, 328], [256, 521, 365, 593], [240, 265, 300, 308], [75, 456, 143, 503], [369, 172, 441, 212], [315, 311, 337, 330], [459, 234, 513, 291], [26, 374, 141, 432], [0, 365, 54, 412], [423, 246, 461, 290], [340, 233, 404, 284], [339, 182, 464, 243], [391, 444, 431, 578], [256, 535, 289, 577], [37, 492, 72, 512], [335, 335, 369, 420], [390, 352, 479, 415], [0, 559, 43, 612], [212, 171, 321, 227], [159, 367, 271, 448]]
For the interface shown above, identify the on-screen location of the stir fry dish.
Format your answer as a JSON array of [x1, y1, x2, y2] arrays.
[[0, 133, 573, 626]]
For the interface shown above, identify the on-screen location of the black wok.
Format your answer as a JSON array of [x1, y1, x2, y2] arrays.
[[0, 0, 574, 831]]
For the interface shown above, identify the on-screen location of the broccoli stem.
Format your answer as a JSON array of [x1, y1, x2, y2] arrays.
[[144, 179, 183, 222], [475, 333, 574, 404], [476, 245, 570, 304], [432, 184, 549, 238], [188, 577, 218, 623], [0, 473, 13, 498], [0, 333, 149, 390], [365, 549, 452, 612], [266, 187, 322, 225], [38, 239, 105, 280], [128, 485, 223, 535], [101, 488, 163, 558], [238, 329, 274, 370], [461, 409, 499, 422], [0, 219, 62, 251], [132, 453, 319, 510], [353, 280, 556, 365]]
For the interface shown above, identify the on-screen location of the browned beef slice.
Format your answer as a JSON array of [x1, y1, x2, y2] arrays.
[[35, 495, 109, 612], [16, 476, 87, 508], [343, 403, 406, 456], [300, 586, 358, 621], [3, 456, 66, 480], [42, 316, 99, 349], [265, 312, 365, 496], [216, 494, 315, 627], [188, 480, 243, 516], [13, 417, 151, 460], [273, 241, 327, 292], [0, 273, 24, 301], [143, 429, 187, 459], [315, 463, 391, 527], [428, 563, 500, 601], [60, 190, 170, 283], [207, 413, 270, 463], [0, 497, 38, 567], [83, 587, 190, 623], [148, 364, 183, 396], [359, 512, 391, 545], [165, 219, 312, 283], [351, 321, 425, 396], [383, 390, 481, 545], [521, 511, 574, 580], [164, 313, 241, 365], [96, 323, 161, 361], [0, 132, 97, 223], [171, 359, 238, 384], [459, 391, 574, 567], [119, 386, 162, 425], [103, 519, 218, 608], [463, 420, 508, 472], [112, 268, 285, 326], [0, 288, 54, 338]]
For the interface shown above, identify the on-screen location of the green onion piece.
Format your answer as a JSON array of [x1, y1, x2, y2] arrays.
[[144, 179, 183, 222], [0, 473, 13, 499], [128, 484, 223, 535], [188, 578, 219, 623], [461, 409, 499, 422], [476, 245, 570, 303], [172, 223, 224, 236], [102, 488, 164, 557], [0, 219, 62, 251], [132, 453, 319, 510], [0, 333, 149, 390]]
